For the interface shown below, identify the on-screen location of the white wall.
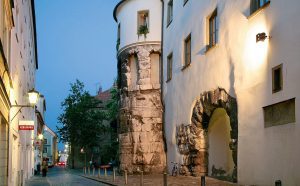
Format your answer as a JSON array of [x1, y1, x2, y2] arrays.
[[115, 0, 162, 50], [9, 0, 38, 185], [163, 0, 300, 185]]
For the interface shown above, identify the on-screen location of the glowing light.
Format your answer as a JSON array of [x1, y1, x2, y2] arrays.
[[28, 89, 39, 105], [38, 134, 44, 140]]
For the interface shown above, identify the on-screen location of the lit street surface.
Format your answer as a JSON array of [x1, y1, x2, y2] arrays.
[[26, 166, 107, 186]]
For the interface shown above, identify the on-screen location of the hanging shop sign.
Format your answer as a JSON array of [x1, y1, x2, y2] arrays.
[[19, 120, 34, 130]]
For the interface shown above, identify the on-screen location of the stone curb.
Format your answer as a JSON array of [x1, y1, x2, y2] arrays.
[[78, 175, 117, 186]]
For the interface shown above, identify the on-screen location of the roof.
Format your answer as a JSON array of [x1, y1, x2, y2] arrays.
[[113, 0, 129, 22], [95, 89, 112, 103]]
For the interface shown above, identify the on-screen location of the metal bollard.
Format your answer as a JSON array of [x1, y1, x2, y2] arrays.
[[124, 170, 128, 185], [275, 180, 282, 186], [93, 167, 95, 176], [98, 168, 100, 178], [88, 167, 90, 175], [140, 171, 144, 186], [163, 172, 167, 186], [201, 176, 206, 186], [113, 168, 116, 181], [105, 168, 107, 177]]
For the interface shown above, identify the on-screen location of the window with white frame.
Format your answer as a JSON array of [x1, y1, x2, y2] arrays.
[[208, 9, 218, 49]]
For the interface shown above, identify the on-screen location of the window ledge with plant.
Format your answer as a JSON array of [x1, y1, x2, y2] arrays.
[[138, 25, 149, 38]]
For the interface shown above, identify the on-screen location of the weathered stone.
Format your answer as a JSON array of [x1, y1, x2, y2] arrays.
[[175, 88, 238, 176], [118, 44, 165, 174]]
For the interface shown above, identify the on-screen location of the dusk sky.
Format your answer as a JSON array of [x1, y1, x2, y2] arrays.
[[35, 0, 119, 149]]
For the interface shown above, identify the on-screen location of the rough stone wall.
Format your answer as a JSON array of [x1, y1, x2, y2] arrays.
[[176, 88, 238, 181], [118, 44, 166, 174]]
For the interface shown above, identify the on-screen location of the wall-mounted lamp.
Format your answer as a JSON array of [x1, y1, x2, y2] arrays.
[[256, 32, 270, 42], [11, 88, 40, 121]]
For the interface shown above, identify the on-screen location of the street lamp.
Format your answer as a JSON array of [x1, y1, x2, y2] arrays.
[[38, 134, 44, 140]]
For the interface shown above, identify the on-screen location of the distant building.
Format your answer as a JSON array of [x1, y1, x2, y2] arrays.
[[43, 125, 58, 166]]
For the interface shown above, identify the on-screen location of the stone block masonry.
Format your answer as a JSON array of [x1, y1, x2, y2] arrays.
[[118, 44, 166, 174]]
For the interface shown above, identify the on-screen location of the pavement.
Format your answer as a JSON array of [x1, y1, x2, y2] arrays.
[[76, 168, 239, 186], [26, 167, 239, 186], [25, 166, 108, 186]]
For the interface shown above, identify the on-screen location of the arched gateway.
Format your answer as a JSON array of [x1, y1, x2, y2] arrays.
[[176, 88, 238, 182]]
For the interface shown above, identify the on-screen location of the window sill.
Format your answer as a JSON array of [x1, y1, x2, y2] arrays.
[[166, 20, 173, 28], [205, 44, 218, 54], [248, 1, 270, 19], [181, 63, 191, 71], [183, 0, 189, 6], [166, 78, 171, 83], [272, 88, 282, 94]]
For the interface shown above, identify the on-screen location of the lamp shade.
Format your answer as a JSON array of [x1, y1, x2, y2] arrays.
[[28, 89, 39, 105]]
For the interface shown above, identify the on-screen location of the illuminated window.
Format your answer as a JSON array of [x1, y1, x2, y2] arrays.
[[250, 0, 270, 14], [137, 10, 149, 35], [167, 0, 173, 26], [272, 64, 282, 93], [167, 53, 173, 81], [208, 9, 218, 49], [184, 34, 191, 67]]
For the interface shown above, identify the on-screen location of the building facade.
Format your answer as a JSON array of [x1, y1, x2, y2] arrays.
[[0, 0, 39, 185], [43, 125, 58, 167], [161, 0, 300, 185], [114, 0, 166, 174], [115, 0, 300, 185]]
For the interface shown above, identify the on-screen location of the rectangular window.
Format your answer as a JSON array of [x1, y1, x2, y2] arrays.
[[208, 9, 218, 49], [183, 0, 189, 6], [137, 10, 149, 35], [184, 34, 191, 67], [43, 147, 47, 153], [250, 0, 270, 14], [167, 0, 173, 26], [272, 64, 282, 93], [167, 53, 173, 81], [44, 139, 48, 144], [263, 98, 295, 128]]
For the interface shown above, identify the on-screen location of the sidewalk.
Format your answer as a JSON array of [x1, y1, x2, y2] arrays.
[[74, 170, 239, 186]]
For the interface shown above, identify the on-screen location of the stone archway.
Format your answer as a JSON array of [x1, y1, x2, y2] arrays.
[[176, 87, 238, 182]]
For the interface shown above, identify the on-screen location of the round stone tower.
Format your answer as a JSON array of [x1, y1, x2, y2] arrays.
[[114, 0, 166, 174]]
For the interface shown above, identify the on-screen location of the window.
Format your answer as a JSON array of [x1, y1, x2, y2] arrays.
[[44, 139, 48, 144], [263, 98, 295, 128], [137, 10, 149, 35], [250, 0, 270, 15], [167, 0, 173, 26], [43, 147, 47, 153], [183, 0, 189, 6], [167, 53, 173, 81], [208, 9, 218, 49], [272, 64, 282, 93], [183, 34, 191, 68]]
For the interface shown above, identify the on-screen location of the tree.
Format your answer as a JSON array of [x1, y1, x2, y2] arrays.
[[57, 80, 106, 168]]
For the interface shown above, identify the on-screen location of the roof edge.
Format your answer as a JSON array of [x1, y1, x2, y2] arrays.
[[113, 0, 129, 22]]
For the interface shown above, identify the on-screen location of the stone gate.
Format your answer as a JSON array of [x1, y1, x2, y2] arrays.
[[176, 88, 238, 181]]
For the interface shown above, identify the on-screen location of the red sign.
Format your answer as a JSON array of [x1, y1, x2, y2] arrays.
[[19, 120, 34, 130], [19, 125, 34, 130]]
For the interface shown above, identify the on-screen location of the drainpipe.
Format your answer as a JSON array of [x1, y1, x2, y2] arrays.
[[160, 0, 167, 154]]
